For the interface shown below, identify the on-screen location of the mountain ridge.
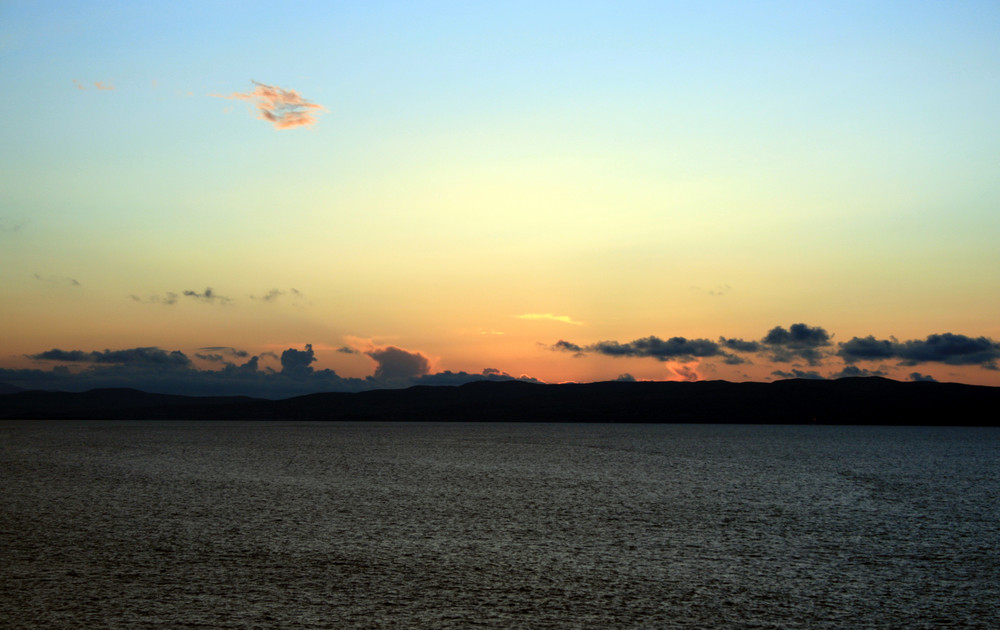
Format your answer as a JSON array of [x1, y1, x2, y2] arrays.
[[1, 377, 997, 425]]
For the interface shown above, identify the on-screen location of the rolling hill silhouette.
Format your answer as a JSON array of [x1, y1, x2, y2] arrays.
[[1, 377, 997, 425]]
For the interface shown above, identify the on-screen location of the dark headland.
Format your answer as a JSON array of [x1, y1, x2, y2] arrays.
[[1, 377, 997, 425]]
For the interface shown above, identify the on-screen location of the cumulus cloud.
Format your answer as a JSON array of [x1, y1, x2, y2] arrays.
[[719, 337, 760, 353], [517, 313, 584, 325], [6, 321, 999, 399], [588, 336, 724, 361], [838, 333, 1000, 368], [909, 372, 938, 382], [183, 287, 231, 304], [366, 346, 431, 380], [896, 334, 999, 367], [551, 323, 1000, 380], [837, 335, 897, 363], [213, 80, 326, 130], [553, 326, 836, 369], [11, 344, 350, 397], [761, 323, 832, 365], [763, 323, 831, 347], [280, 344, 317, 377]]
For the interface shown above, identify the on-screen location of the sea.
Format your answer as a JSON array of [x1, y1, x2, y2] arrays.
[[1, 421, 998, 629]]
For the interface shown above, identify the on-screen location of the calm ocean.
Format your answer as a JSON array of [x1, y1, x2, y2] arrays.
[[2, 421, 998, 628]]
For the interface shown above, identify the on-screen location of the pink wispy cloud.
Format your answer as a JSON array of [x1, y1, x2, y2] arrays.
[[73, 80, 114, 91], [212, 80, 326, 130]]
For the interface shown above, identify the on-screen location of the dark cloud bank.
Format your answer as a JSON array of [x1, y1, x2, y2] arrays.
[[4, 324, 998, 398], [6, 344, 538, 398], [554, 323, 838, 366], [553, 323, 1000, 376]]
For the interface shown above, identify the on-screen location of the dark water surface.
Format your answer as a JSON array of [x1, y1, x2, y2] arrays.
[[2, 421, 998, 628]]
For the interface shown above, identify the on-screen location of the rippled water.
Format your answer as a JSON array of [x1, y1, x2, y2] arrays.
[[1, 421, 998, 628]]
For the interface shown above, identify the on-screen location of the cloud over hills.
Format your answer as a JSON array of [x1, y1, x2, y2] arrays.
[[366, 346, 431, 380], [553, 323, 1000, 377], [4, 325, 999, 398], [838, 333, 1000, 368], [7, 343, 534, 398]]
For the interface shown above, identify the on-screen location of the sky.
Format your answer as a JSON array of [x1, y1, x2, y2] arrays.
[[2, 1, 1000, 397]]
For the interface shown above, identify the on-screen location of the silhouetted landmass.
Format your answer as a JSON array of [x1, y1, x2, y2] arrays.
[[0, 377, 997, 425]]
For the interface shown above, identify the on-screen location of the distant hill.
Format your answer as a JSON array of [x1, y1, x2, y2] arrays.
[[0, 382, 24, 394], [0, 378, 997, 425]]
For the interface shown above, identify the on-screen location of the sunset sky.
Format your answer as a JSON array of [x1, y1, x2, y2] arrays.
[[2, 1, 999, 396]]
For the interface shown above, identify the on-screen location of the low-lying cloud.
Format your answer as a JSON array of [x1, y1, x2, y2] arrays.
[[838, 333, 1000, 368], [554, 336, 728, 362], [413, 368, 542, 386], [11, 343, 537, 398], [29, 347, 193, 370], [760, 323, 832, 365], [553, 323, 1000, 379], [589, 336, 723, 360], [366, 346, 431, 380], [281, 344, 318, 378]]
